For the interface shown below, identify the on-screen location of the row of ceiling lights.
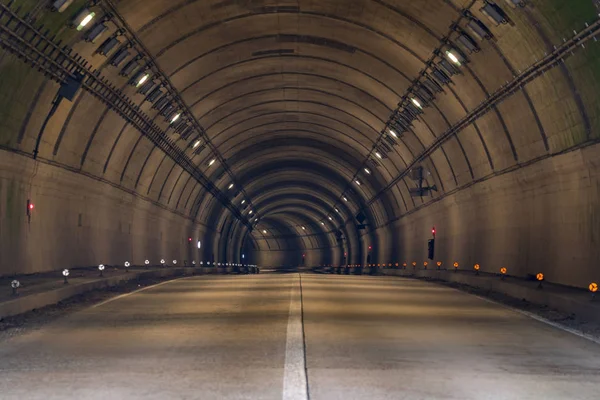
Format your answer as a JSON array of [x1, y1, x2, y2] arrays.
[[325, 0, 526, 225], [55, 0, 521, 234], [53, 0, 256, 222]]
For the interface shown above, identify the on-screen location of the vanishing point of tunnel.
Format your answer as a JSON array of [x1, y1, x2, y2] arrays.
[[0, 0, 600, 399]]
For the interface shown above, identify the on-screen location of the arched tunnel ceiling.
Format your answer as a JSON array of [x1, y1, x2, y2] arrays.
[[2, 0, 597, 256]]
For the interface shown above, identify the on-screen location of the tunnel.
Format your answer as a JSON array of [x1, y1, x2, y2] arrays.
[[0, 0, 599, 398]]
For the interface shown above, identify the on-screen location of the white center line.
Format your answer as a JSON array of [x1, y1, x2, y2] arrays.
[[282, 274, 309, 400]]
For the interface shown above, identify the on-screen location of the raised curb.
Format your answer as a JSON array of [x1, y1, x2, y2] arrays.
[[321, 267, 600, 324], [0, 267, 234, 319]]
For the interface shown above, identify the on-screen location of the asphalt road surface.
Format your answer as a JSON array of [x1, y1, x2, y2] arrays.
[[0, 274, 599, 399]]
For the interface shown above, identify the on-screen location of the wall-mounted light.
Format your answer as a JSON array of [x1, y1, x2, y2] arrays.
[[343, 197, 348, 202], [72, 9, 95, 31], [98, 264, 105, 277], [263, 230, 268, 234], [445, 48, 465, 66], [355, 179, 361, 186], [364, 168, 371, 175], [97, 37, 120, 56], [249, 210, 253, 215], [321, 222, 325, 225], [301, 226, 306, 230], [228, 183, 234, 190], [110, 47, 130, 67], [241, 199, 246, 204], [208, 159, 216, 167], [388, 129, 398, 138], [120, 59, 140, 77], [431, 67, 452, 85], [138, 80, 155, 95], [146, 86, 163, 103], [170, 112, 181, 124], [466, 18, 494, 40], [63, 269, 70, 284], [411, 98, 423, 110], [480, 2, 511, 25], [328, 216, 333, 221], [85, 23, 107, 43], [456, 32, 480, 53], [134, 72, 150, 88], [52, 0, 75, 13]]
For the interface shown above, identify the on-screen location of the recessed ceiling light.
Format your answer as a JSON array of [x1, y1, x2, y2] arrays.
[[411, 98, 422, 109], [228, 183, 234, 190], [364, 168, 371, 175], [208, 159, 216, 166]]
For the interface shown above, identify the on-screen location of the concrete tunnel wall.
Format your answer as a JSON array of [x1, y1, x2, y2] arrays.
[[0, 0, 599, 288]]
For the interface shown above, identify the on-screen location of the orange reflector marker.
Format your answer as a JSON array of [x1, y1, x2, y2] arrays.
[[537, 273, 544, 281], [500, 267, 507, 275], [590, 283, 598, 293]]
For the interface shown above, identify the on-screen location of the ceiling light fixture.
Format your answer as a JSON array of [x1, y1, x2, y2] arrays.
[[136, 73, 149, 88]]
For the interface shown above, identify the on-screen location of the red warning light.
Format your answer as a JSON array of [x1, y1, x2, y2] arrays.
[[432, 226, 436, 236], [188, 237, 192, 242], [368, 246, 372, 251], [29, 203, 34, 210]]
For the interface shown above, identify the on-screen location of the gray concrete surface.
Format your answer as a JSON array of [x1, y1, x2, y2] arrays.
[[0, 267, 230, 319], [1, 274, 599, 399]]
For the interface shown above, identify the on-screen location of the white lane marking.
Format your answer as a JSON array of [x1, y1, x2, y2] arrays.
[[282, 275, 309, 400], [472, 294, 600, 346], [90, 276, 191, 309]]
